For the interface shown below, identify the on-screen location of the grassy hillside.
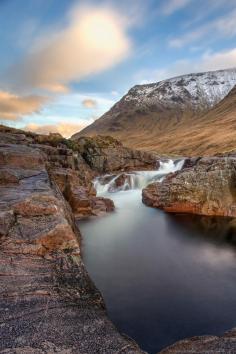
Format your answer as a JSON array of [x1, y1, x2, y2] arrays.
[[73, 86, 236, 156]]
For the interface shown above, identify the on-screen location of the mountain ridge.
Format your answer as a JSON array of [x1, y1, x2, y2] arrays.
[[73, 68, 236, 155]]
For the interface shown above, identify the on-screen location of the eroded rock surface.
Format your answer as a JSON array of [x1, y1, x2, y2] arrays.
[[0, 125, 158, 219], [74, 135, 158, 173], [0, 126, 116, 220], [143, 157, 236, 217], [158, 328, 236, 354], [0, 143, 144, 354]]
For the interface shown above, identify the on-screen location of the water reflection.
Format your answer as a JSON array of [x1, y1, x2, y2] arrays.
[[80, 184, 236, 353], [168, 213, 236, 245]]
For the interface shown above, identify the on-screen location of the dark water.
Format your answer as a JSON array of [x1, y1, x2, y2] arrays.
[[79, 190, 236, 353]]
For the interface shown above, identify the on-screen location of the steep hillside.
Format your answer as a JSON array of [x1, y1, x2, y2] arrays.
[[163, 84, 236, 156], [73, 68, 236, 155]]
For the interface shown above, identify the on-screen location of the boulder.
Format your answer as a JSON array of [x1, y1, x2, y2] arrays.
[[90, 196, 115, 216], [65, 184, 114, 219], [108, 173, 133, 192], [143, 157, 236, 217]]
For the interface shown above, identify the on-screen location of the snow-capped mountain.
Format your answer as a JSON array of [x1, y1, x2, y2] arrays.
[[73, 68, 236, 154], [124, 68, 236, 109]]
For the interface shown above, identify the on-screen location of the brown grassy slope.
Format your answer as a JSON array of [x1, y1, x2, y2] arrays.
[[74, 86, 236, 156], [156, 85, 236, 156]]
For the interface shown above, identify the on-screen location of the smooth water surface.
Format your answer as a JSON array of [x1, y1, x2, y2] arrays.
[[79, 164, 236, 353]]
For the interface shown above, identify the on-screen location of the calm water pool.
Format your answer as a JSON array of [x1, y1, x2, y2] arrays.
[[79, 169, 236, 353]]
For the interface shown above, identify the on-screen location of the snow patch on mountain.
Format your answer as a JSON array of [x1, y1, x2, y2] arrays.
[[124, 68, 236, 109]]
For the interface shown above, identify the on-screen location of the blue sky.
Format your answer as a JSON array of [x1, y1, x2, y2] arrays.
[[0, 0, 236, 136]]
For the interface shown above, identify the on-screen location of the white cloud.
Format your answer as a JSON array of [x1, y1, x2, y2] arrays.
[[169, 27, 207, 48], [9, 6, 131, 92], [199, 49, 236, 72], [136, 48, 236, 83], [24, 121, 88, 138], [0, 90, 48, 121], [169, 9, 236, 48], [162, 0, 192, 15]]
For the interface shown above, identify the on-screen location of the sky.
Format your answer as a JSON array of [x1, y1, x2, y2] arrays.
[[0, 0, 236, 137]]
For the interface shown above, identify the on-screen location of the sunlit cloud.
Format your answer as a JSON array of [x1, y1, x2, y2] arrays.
[[82, 98, 97, 108], [41, 83, 70, 93], [8, 6, 131, 93], [0, 90, 48, 121], [24, 121, 88, 138]]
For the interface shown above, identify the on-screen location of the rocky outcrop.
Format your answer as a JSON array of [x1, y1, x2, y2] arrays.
[[73, 135, 158, 173], [158, 328, 236, 354], [143, 157, 236, 217], [0, 126, 116, 220], [0, 126, 158, 218], [0, 143, 144, 353]]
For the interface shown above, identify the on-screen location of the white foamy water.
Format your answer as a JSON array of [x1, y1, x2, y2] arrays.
[[94, 159, 185, 196]]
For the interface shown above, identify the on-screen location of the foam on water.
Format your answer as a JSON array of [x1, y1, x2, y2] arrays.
[[94, 159, 185, 196]]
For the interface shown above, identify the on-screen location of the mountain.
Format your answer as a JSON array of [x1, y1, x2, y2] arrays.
[[72, 68, 236, 155]]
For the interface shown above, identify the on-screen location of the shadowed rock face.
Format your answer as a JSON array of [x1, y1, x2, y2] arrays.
[[158, 328, 236, 354], [0, 143, 144, 354], [143, 157, 236, 217]]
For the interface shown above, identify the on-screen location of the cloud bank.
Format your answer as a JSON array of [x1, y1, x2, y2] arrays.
[[9, 6, 131, 92], [0, 91, 47, 121], [24, 121, 88, 138]]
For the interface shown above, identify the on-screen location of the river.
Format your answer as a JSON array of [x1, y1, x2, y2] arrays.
[[79, 160, 236, 353]]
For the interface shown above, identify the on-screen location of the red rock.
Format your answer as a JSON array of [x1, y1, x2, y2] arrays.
[[143, 157, 236, 217], [0, 144, 45, 170], [90, 197, 115, 217], [0, 168, 19, 184]]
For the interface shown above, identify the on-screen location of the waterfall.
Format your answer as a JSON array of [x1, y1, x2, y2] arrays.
[[94, 159, 185, 195]]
